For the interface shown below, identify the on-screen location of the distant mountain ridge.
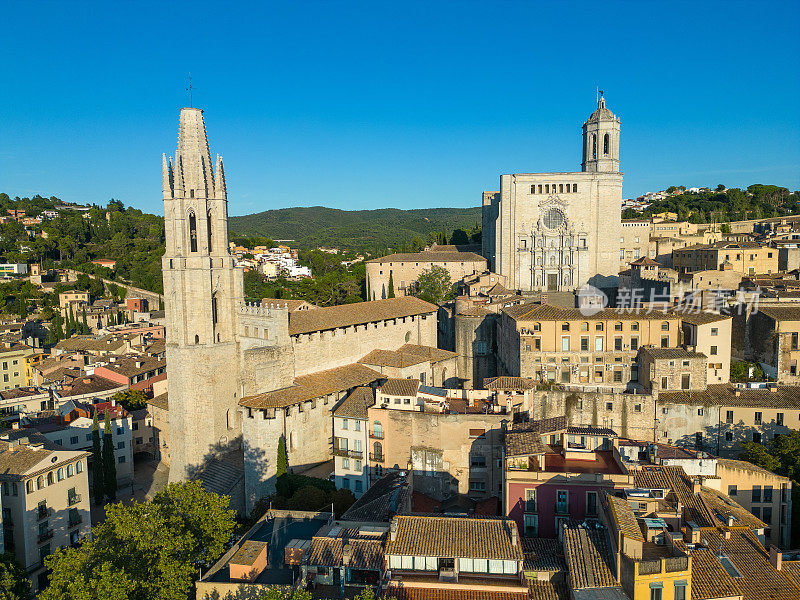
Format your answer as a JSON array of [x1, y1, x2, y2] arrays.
[[228, 205, 482, 252]]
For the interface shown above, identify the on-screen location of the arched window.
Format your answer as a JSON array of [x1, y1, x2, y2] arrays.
[[289, 431, 296, 449], [188, 211, 198, 252], [76, 461, 83, 473], [404, 331, 411, 343], [67, 464, 74, 477], [212, 295, 219, 326], [57, 468, 64, 481], [661, 321, 670, 331], [592, 134, 597, 159], [573, 183, 577, 193], [47, 472, 54, 485], [373, 421, 383, 438], [545, 184, 549, 194], [207, 210, 213, 252], [195, 334, 199, 344], [374, 441, 382, 460], [604, 133, 610, 156], [26, 480, 33, 494], [559, 184, 563, 193], [37, 475, 44, 490]]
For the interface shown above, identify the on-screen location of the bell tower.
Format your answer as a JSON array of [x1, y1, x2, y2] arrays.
[[163, 108, 244, 482], [582, 95, 620, 173]]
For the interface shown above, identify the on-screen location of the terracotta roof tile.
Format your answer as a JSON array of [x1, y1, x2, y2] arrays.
[[240, 363, 381, 409], [485, 376, 538, 391], [385, 516, 524, 561], [562, 523, 618, 589], [659, 384, 800, 408], [333, 387, 374, 420], [383, 588, 528, 600], [605, 494, 644, 542], [367, 251, 487, 264], [288, 297, 436, 335], [380, 378, 420, 397]]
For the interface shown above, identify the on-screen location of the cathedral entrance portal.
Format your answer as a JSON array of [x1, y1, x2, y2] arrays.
[[547, 274, 558, 291]]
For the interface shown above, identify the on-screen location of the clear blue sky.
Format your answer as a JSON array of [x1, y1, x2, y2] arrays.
[[2, 0, 799, 217]]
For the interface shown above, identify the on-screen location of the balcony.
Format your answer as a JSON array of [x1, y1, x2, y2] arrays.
[[38, 529, 53, 543], [37, 506, 52, 521], [370, 452, 384, 462], [332, 448, 363, 459], [369, 431, 384, 440], [68, 493, 82, 506], [69, 514, 83, 527]]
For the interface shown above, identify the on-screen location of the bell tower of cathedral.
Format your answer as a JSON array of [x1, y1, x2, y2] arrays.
[[582, 95, 620, 173], [163, 108, 244, 482]]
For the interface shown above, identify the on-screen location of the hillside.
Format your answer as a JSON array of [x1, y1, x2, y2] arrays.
[[228, 206, 483, 253]]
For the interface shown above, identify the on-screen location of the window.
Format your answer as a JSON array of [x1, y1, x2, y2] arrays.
[[342, 457, 349, 469], [581, 337, 589, 351], [661, 377, 668, 390], [674, 581, 687, 600], [603, 133, 609, 155], [595, 337, 603, 352], [117, 426, 123, 435], [725, 431, 733, 441], [777, 413, 784, 426], [614, 337, 622, 351], [650, 583, 663, 600], [753, 431, 761, 443], [117, 441, 125, 449], [681, 374, 690, 390], [188, 211, 198, 252], [710, 345, 717, 356], [695, 432, 702, 448], [86, 434, 92, 442], [661, 321, 670, 331], [726, 410, 734, 423], [57, 468, 64, 481], [765, 486, 773, 503], [118, 456, 126, 464], [524, 488, 537, 512], [556, 490, 568, 514], [661, 336, 669, 348], [586, 491, 598, 516], [562, 322, 570, 332], [613, 370, 622, 383], [711, 327, 718, 336], [523, 514, 538, 537], [755, 412, 762, 425], [341, 418, 348, 430], [581, 322, 589, 331], [792, 333, 799, 351], [469, 481, 486, 492], [534, 338, 541, 351], [353, 420, 360, 431], [630, 337, 639, 351], [596, 323, 603, 331], [561, 336, 570, 352], [76, 461, 83, 473]]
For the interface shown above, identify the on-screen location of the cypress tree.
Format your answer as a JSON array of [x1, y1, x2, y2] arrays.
[[387, 271, 395, 299], [108, 311, 116, 326], [82, 307, 89, 334], [277, 435, 288, 477], [91, 412, 104, 504], [102, 412, 117, 501]]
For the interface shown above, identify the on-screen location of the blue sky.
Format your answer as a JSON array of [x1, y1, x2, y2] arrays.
[[1, 0, 799, 216]]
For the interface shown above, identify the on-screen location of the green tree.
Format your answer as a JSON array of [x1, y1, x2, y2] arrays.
[[42, 482, 236, 600], [0, 551, 33, 599], [81, 307, 89, 334], [277, 435, 288, 477], [102, 412, 117, 502], [66, 303, 75, 336], [92, 412, 104, 505], [414, 264, 454, 304], [387, 271, 395, 298], [112, 389, 148, 412], [720, 223, 731, 234]]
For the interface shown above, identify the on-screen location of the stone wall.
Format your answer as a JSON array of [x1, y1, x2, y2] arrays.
[[291, 313, 436, 377], [366, 257, 486, 301]]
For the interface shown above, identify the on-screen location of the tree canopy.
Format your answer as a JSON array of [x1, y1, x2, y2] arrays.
[[42, 482, 236, 600], [414, 264, 455, 304]]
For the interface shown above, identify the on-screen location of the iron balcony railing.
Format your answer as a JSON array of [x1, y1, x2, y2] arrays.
[[38, 529, 53, 543]]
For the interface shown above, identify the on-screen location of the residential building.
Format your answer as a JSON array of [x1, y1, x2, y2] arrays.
[[0, 264, 28, 276], [0, 342, 32, 390], [365, 247, 487, 301], [332, 387, 372, 497], [92, 355, 167, 393], [0, 431, 91, 593], [358, 344, 457, 387], [504, 416, 633, 538], [638, 347, 708, 393], [620, 220, 651, 269], [58, 291, 91, 310], [673, 242, 778, 276], [743, 306, 800, 383], [498, 304, 681, 388], [677, 311, 732, 385]]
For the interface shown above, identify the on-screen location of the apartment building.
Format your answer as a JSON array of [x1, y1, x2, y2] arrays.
[[498, 304, 681, 388], [744, 306, 800, 384], [0, 342, 33, 390], [673, 242, 778, 275], [620, 220, 651, 269], [332, 387, 372, 497], [25, 399, 134, 485], [0, 430, 91, 592], [504, 416, 633, 538], [678, 311, 732, 385], [58, 291, 91, 310], [638, 347, 708, 393], [93, 355, 167, 393]]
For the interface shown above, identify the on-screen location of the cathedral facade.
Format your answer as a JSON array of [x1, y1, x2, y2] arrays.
[[482, 98, 623, 292]]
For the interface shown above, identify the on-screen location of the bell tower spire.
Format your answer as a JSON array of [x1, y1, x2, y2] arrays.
[[582, 93, 621, 173]]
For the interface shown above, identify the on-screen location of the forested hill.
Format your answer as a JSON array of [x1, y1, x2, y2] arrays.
[[228, 206, 482, 253]]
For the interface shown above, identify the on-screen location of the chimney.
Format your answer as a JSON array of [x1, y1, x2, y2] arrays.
[[390, 519, 398, 542], [770, 545, 783, 570], [724, 529, 731, 540], [511, 525, 518, 547], [692, 480, 701, 494], [726, 515, 735, 527], [734, 389, 741, 397], [342, 544, 353, 567]]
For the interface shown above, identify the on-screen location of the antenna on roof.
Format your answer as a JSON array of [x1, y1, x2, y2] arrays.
[[186, 73, 193, 108]]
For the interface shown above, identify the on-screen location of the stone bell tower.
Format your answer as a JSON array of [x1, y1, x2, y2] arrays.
[[582, 95, 621, 173], [163, 108, 244, 482]]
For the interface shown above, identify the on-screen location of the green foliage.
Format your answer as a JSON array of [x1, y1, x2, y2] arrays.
[[720, 223, 731, 234], [229, 206, 483, 254], [42, 482, 236, 600], [288, 485, 326, 510], [739, 430, 800, 544], [387, 271, 395, 298], [277, 435, 288, 478], [625, 185, 800, 224], [92, 412, 104, 505], [275, 473, 334, 499], [266, 474, 354, 519], [0, 551, 33, 599], [102, 412, 117, 502], [730, 361, 767, 382], [112, 389, 148, 412], [414, 264, 455, 304]]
